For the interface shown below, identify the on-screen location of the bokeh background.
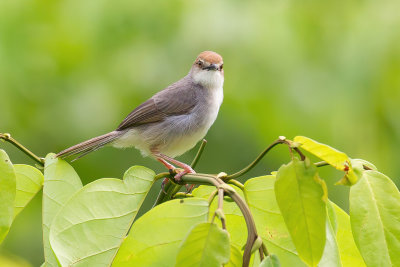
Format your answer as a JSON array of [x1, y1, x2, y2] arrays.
[[1, 0, 400, 265]]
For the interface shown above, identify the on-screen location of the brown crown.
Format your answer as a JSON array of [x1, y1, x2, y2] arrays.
[[196, 51, 223, 64]]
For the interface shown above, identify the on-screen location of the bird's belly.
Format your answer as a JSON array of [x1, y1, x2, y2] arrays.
[[113, 87, 222, 158], [153, 110, 217, 157]]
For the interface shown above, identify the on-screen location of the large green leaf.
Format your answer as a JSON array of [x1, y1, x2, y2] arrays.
[[332, 202, 364, 267], [244, 175, 305, 267], [112, 198, 209, 266], [350, 170, 400, 266], [43, 154, 83, 267], [49, 165, 155, 266], [192, 185, 247, 248], [175, 222, 230, 267], [293, 136, 358, 184], [0, 150, 16, 243], [259, 254, 280, 267], [14, 164, 44, 218], [275, 158, 326, 266]]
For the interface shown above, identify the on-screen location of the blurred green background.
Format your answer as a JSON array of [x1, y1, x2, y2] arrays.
[[1, 0, 399, 265]]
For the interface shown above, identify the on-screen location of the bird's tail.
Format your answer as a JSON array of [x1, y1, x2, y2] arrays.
[[56, 131, 122, 161]]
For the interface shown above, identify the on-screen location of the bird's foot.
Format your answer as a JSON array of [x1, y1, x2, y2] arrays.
[[157, 158, 176, 171], [174, 165, 195, 182]]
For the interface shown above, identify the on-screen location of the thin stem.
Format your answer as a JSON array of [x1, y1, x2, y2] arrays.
[[166, 184, 181, 200], [227, 179, 244, 190], [315, 161, 329, 167], [153, 180, 172, 207], [173, 192, 193, 198], [261, 243, 269, 256], [259, 247, 265, 261], [154, 172, 170, 181], [208, 189, 218, 204], [217, 188, 226, 229], [225, 139, 288, 180], [293, 147, 305, 161], [190, 139, 207, 168], [0, 133, 44, 166], [315, 160, 372, 170]]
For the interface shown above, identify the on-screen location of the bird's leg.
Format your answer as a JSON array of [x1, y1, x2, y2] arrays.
[[157, 153, 196, 182], [157, 158, 175, 171], [156, 158, 177, 193]]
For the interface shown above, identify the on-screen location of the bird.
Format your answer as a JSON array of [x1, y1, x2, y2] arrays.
[[57, 51, 224, 181]]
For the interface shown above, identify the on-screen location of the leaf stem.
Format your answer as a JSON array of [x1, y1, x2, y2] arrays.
[[211, 188, 226, 229], [225, 138, 288, 180], [173, 192, 193, 198], [208, 189, 218, 204], [0, 133, 44, 166], [315, 161, 329, 167], [190, 139, 207, 168], [227, 179, 244, 190]]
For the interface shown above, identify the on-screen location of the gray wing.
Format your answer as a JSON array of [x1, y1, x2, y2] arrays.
[[116, 77, 197, 131]]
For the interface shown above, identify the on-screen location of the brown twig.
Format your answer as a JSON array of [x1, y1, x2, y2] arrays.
[[0, 133, 44, 166]]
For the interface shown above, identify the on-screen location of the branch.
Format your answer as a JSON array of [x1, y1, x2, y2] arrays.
[[211, 188, 226, 229], [224, 137, 288, 180], [181, 173, 263, 267], [0, 133, 44, 166]]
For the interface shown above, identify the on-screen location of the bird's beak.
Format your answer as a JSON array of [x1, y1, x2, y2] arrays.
[[203, 64, 218, 71]]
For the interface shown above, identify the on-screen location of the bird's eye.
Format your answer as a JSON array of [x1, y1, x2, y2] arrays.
[[220, 64, 223, 70], [197, 60, 203, 66]]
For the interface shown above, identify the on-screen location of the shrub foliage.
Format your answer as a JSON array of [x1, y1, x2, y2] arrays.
[[1, 133, 399, 267]]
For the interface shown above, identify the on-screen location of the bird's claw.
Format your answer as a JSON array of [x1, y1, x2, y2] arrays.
[[173, 167, 195, 182]]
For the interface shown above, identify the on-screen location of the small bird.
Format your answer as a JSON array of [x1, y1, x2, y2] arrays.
[[57, 51, 224, 180]]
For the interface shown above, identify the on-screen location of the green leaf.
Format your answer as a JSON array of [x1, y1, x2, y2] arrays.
[[175, 222, 230, 267], [43, 154, 83, 267], [275, 158, 326, 266], [112, 198, 209, 266], [293, 136, 358, 185], [0, 150, 16, 243], [318, 217, 341, 267], [244, 175, 305, 267], [192, 185, 247, 248], [332, 202, 365, 267], [326, 201, 337, 234], [226, 244, 243, 267], [13, 164, 44, 218], [49, 166, 155, 266], [259, 254, 280, 267], [350, 170, 400, 266], [192, 185, 217, 199]]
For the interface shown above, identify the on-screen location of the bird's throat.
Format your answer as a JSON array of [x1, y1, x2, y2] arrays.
[[192, 70, 224, 89]]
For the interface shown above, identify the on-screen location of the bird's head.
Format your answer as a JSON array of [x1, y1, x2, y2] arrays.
[[191, 51, 224, 89]]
